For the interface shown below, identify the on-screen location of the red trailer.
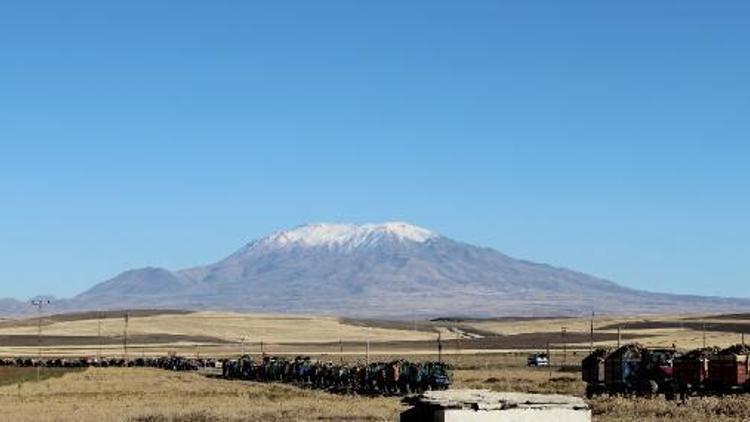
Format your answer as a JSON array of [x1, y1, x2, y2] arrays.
[[708, 344, 750, 393], [672, 347, 718, 397]]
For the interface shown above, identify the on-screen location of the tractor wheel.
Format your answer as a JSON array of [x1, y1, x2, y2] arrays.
[[664, 385, 676, 401]]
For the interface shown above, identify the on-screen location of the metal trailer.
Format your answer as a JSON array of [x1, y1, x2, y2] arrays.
[[672, 347, 717, 398], [585, 344, 675, 398], [707, 345, 750, 394], [603, 344, 644, 395], [582, 348, 610, 398]]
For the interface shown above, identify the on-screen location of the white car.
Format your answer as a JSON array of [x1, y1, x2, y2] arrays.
[[527, 354, 550, 367]]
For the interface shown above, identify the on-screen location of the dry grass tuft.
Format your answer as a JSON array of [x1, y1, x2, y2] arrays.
[[0, 367, 83, 387], [590, 396, 750, 422], [0, 368, 402, 422], [454, 367, 583, 396]]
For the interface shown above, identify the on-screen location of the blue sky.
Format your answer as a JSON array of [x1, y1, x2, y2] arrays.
[[0, 1, 748, 300]]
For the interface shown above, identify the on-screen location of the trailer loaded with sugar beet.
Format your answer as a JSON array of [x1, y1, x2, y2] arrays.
[[672, 347, 718, 398], [707, 344, 750, 394], [582, 343, 676, 399], [582, 347, 610, 398], [583, 343, 750, 399]]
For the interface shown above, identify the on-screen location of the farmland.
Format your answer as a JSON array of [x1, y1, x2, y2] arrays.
[[1, 310, 750, 421], [1, 356, 750, 421], [1, 310, 748, 358]]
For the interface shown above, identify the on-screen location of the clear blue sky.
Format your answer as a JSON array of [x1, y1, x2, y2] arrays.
[[1, 1, 748, 300]]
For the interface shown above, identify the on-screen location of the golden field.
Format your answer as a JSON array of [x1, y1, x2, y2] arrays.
[[1, 310, 750, 421], [1, 356, 750, 421], [0, 367, 402, 422], [0, 312, 435, 344], [1, 310, 748, 357], [465, 313, 750, 350]]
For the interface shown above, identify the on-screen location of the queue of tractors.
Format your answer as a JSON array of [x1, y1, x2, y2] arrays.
[[222, 355, 452, 395], [0, 355, 218, 371], [582, 343, 750, 399], [0, 354, 451, 397]]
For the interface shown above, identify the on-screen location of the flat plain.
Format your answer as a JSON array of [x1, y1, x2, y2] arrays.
[[1, 310, 748, 357], [2, 310, 750, 421]]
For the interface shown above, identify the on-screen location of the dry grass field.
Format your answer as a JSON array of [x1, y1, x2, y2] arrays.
[[0, 367, 402, 422], [0, 311, 435, 343], [465, 313, 750, 350], [0, 311, 437, 357], [2, 310, 750, 420], [1, 356, 750, 421], [2, 310, 748, 358], [0, 366, 83, 387]]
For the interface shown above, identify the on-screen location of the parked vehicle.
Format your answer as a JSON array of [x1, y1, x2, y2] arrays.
[[527, 353, 550, 367]]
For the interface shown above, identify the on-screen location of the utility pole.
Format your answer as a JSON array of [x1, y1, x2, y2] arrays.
[[240, 337, 245, 356], [339, 338, 344, 364], [590, 311, 595, 353], [546, 341, 551, 377], [97, 313, 103, 361], [561, 327, 567, 367], [260, 338, 265, 358], [742, 332, 746, 347], [617, 326, 622, 348], [437, 333, 443, 363], [30, 299, 50, 382], [365, 329, 371, 365], [456, 331, 462, 368], [123, 312, 129, 360], [703, 323, 707, 349]]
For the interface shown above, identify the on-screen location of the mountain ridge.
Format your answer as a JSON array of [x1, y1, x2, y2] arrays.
[[2, 222, 749, 318]]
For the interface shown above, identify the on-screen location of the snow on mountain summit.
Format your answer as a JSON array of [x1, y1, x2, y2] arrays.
[[255, 222, 438, 250]]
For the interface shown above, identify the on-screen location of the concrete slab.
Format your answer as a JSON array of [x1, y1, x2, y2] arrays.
[[401, 389, 590, 422]]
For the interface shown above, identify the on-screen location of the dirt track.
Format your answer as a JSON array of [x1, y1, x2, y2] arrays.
[[280, 331, 649, 351]]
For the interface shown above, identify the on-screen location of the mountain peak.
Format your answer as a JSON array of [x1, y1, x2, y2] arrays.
[[254, 221, 438, 251], [9, 221, 750, 318]]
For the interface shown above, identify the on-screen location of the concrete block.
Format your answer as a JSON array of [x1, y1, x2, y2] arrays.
[[401, 389, 590, 422]]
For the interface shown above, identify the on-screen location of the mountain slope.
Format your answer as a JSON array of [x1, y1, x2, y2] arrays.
[[0, 298, 32, 316], [4, 222, 750, 317]]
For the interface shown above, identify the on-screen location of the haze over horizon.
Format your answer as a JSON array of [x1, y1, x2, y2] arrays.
[[1, 1, 748, 301]]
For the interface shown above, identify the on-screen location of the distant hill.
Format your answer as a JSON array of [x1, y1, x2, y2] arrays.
[[3, 222, 750, 318]]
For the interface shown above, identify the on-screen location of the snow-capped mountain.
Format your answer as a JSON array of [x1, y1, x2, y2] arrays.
[[248, 222, 439, 252], [4, 222, 750, 317]]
